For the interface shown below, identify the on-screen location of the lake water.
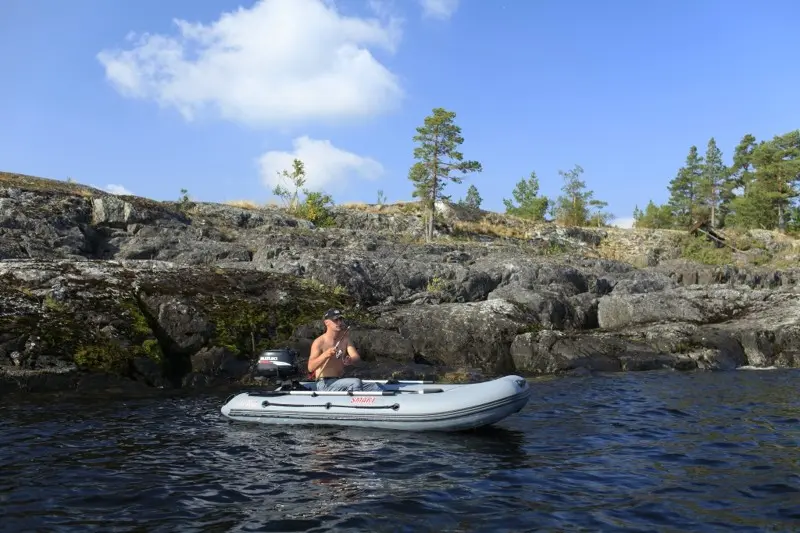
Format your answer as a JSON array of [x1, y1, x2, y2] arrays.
[[1, 369, 798, 532]]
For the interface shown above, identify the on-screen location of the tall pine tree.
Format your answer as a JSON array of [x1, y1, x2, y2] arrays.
[[699, 137, 728, 228], [408, 108, 482, 241], [731, 134, 757, 194], [667, 146, 704, 227]]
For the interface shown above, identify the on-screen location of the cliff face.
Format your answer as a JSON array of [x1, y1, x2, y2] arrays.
[[2, 172, 799, 396]]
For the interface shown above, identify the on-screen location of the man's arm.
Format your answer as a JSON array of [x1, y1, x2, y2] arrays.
[[344, 338, 362, 366], [307, 339, 333, 374]]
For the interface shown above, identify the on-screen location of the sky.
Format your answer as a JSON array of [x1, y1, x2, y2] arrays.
[[1, 0, 799, 228]]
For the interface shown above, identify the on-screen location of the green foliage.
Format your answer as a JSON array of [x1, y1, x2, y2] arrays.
[[640, 129, 800, 234], [74, 341, 133, 374], [699, 137, 729, 228], [541, 241, 567, 256], [587, 199, 613, 227], [748, 131, 800, 230], [142, 339, 163, 363], [120, 299, 163, 364], [377, 189, 387, 205], [503, 172, 549, 221], [208, 275, 350, 356], [725, 181, 777, 229], [408, 107, 483, 241], [552, 165, 609, 226], [459, 184, 483, 210], [272, 159, 307, 210], [177, 188, 195, 211], [668, 146, 704, 228], [730, 134, 757, 193], [43, 295, 67, 312], [294, 191, 335, 227], [426, 275, 447, 293], [678, 234, 732, 265], [633, 201, 674, 229], [272, 158, 335, 226], [211, 300, 273, 356], [298, 278, 348, 298]]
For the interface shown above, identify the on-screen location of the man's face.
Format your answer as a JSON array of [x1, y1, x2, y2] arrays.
[[326, 316, 344, 332]]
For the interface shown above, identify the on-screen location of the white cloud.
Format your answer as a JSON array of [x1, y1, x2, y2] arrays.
[[418, 0, 460, 19], [258, 136, 384, 194], [97, 0, 403, 128], [611, 217, 635, 229], [100, 184, 134, 195]]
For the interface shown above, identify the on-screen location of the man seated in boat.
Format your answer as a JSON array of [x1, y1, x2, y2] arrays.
[[308, 308, 382, 392]]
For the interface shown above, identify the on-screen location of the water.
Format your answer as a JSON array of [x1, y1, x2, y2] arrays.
[[1, 370, 798, 532]]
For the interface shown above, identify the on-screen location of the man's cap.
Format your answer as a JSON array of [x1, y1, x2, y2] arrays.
[[323, 308, 344, 320]]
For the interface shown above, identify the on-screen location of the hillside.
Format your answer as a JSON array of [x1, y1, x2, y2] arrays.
[[1, 171, 799, 396]]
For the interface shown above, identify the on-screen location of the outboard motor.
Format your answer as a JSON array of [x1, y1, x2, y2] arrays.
[[255, 348, 299, 380]]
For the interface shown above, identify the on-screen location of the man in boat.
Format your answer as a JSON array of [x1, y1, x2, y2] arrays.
[[308, 308, 382, 392]]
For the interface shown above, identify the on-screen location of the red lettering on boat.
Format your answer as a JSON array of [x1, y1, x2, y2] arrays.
[[350, 397, 376, 404]]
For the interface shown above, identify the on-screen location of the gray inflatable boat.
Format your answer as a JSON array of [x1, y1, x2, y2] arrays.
[[220, 374, 531, 432]]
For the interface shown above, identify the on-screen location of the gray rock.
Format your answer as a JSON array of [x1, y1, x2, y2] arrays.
[[2, 176, 800, 396]]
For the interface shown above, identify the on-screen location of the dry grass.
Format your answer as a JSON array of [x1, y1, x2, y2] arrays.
[[450, 210, 549, 241], [452, 220, 529, 240], [0, 171, 103, 198], [340, 200, 424, 215], [224, 199, 261, 210]]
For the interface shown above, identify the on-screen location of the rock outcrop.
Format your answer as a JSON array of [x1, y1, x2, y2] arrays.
[[1, 172, 799, 396]]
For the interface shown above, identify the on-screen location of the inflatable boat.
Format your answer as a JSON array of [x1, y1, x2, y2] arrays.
[[219, 349, 531, 432]]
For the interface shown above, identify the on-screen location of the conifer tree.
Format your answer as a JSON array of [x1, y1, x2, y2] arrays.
[[552, 165, 605, 226], [730, 134, 757, 194], [408, 108, 482, 241], [699, 137, 728, 228], [633, 200, 674, 228], [750, 131, 800, 230], [667, 146, 704, 227], [457, 184, 483, 210], [503, 172, 549, 221]]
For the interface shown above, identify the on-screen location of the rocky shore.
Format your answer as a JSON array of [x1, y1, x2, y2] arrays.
[[2, 172, 799, 396]]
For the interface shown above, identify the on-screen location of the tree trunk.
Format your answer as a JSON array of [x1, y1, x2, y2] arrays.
[[428, 152, 439, 242]]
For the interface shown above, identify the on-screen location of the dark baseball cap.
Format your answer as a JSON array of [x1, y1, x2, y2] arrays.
[[323, 308, 344, 320]]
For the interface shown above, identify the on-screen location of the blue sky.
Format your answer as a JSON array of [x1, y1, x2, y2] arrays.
[[2, 0, 798, 227]]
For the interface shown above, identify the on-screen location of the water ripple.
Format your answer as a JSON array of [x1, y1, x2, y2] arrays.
[[1, 369, 798, 532]]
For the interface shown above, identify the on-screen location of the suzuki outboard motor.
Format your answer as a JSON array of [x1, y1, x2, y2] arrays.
[[255, 348, 299, 380]]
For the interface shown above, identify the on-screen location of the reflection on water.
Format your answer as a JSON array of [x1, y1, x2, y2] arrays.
[[1, 369, 798, 532]]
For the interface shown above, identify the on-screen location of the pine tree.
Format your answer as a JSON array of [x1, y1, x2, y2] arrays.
[[750, 131, 800, 230], [552, 165, 603, 226], [731, 134, 757, 194], [408, 108, 482, 241], [502, 172, 549, 221], [461, 184, 483, 209], [699, 137, 728, 228], [667, 146, 704, 227], [633, 200, 674, 228]]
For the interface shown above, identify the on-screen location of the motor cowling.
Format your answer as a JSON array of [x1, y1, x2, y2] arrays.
[[255, 348, 299, 379]]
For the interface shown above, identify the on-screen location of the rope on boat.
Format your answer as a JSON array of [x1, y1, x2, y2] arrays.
[[261, 400, 400, 411]]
